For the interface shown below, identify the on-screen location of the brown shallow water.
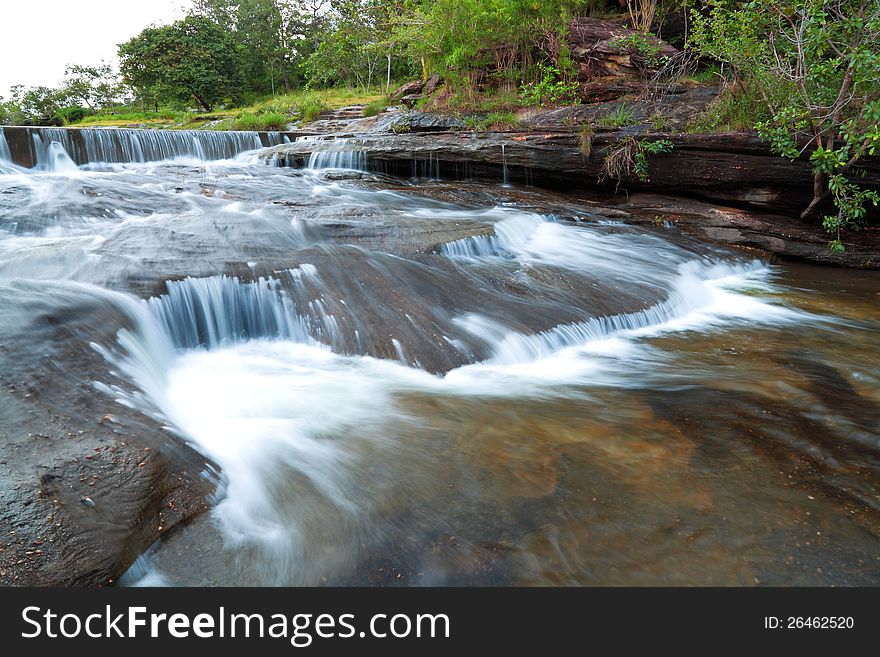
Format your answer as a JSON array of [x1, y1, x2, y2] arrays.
[[118, 219, 880, 587]]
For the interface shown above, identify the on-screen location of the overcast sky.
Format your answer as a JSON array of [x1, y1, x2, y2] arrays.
[[0, 0, 189, 98]]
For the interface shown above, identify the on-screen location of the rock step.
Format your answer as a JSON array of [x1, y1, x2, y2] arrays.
[[316, 105, 367, 120]]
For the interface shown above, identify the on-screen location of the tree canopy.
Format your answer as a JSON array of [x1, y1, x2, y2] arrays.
[[118, 15, 244, 112]]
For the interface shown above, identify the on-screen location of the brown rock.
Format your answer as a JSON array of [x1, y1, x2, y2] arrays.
[[424, 74, 443, 95], [266, 129, 880, 224], [390, 80, 424, 101], [568, 17, 679, 80]]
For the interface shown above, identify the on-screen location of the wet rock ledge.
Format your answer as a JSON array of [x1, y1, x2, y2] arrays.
[[265, 119, 880, 267]]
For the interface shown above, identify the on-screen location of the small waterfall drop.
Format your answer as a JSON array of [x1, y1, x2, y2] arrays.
[[46, 141, 79, 173], [147, 270, 317, 350], [0, 128, 11, 162], [304, 138, 368, 170], [501, 144, 509, 186]]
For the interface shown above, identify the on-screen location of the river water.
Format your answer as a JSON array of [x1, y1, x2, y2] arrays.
[[1, 129, 878, 586]]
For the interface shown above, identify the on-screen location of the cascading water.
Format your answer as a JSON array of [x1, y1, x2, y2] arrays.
[[146, 266, 331, 350], [1, 126, 288, 167], [302, 137, 368, 170], [1, 126, 878, 587], [0, 127, 11, 162]]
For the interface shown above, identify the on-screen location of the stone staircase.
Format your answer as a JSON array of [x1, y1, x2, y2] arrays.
[[305, 105, 369, 133]]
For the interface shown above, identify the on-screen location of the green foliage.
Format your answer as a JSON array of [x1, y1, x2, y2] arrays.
[[687, 80, 774, 133], [822, 172, 880, 249], [362, 98, 389, 117], [519, 63, 582, 107], [306, 0, 392, 90], [118, 15, 244, 112], [486, 111, 522, 131], [684, 64, 723, 85], [648, 112, 668, 131], [391, 0, 586, 88], [231, 111, 289, 131], [462, 111, 522, 132], [294, 92, 326, 123], [610, 32, 669, 73], [597, 105, 636, 128], [72, 110, 183, 126], [601, 136, 673, 186], [62, 63, 123, 113], [634, 138, 673, 180], [689, 0, 880, 250], [3, 85, 69, 126], [462, 115, 488, 131], [443, 88, 522, 114], [192, 0, 314, 94], [56, 106, 91, 125], [8, 1, 599, 126]]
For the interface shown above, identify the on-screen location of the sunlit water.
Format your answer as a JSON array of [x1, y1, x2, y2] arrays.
[[1, 134, 878, 586]]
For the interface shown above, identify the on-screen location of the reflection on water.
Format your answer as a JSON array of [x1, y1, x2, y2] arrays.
[[1, 141, 878, 586]]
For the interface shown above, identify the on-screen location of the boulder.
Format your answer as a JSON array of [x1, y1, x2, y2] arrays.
[[390, 79, 424, 101], [374, 110, 466, 133], [568, 17, 679, 81], [401, 94, 425, 107], [425, 74, 443, 95]]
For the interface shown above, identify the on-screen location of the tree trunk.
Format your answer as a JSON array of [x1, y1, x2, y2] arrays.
[[192, 93, 212, 113], [800, 170, 829, 220], [386, 54, 392, 94]]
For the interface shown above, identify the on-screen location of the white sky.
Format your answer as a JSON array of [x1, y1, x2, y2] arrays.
[[0, 0, 189, 98]]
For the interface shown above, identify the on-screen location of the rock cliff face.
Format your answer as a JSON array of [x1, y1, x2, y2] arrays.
[[568, 17, 680, 101], [268, 129, 880, 219]]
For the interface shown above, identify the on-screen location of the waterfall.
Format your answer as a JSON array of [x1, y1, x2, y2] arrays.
[[0, 128, 11, 162], [2, 127, 286, 167], [501, 144, 509, 187], [441, 232, 509, 258], [46, 141, 78, 173], [303, 137, 368, 170], [145, 266, 336, 350], [441, 213, 549, 258]]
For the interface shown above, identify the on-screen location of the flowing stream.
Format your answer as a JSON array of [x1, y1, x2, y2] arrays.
[[1, 128, 878, 586]]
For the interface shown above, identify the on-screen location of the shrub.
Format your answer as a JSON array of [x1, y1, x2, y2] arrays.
[[232, 111, 289, 131], [56, 106, 90, 125], [519, 63, 581, 107], [295, 93, 326, 123], [362, 98, 389, 117], [578, 123, 594, 157], [597, 105, 636, 128]]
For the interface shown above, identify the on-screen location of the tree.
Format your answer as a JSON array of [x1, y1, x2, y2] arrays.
[[118, 16, 244, 112], [6, 85, 70, 126], [62, 63, 123, 113], [389, 0, 586, 88], [690, 0, 880, 251], [191, 0, 327, 94], [306, 0, 390, 89]]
